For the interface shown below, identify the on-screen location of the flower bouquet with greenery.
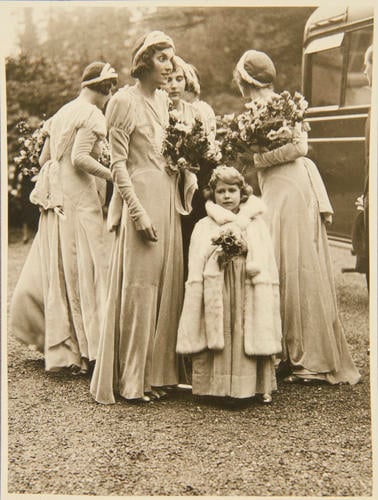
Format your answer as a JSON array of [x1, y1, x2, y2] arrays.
[[96, 137, 111, 168], [237, 90, 311, 151], [14, 120, 48, 180], [216, 112, 251, 163], [217, 91, 310, 163], [163, 108, 222, 177], [211, 228, 248, 269]]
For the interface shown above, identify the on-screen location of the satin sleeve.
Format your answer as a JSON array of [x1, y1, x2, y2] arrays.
[[71, 128, 112, 181], [106, 91, 149, 228], [38, 118, 52, 167], [39, 136, 51, 167], [253, 130, 308, 169], [42, 117, 52, 135]]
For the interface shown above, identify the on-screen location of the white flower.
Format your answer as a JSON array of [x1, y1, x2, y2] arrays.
[[223, 113, 235, 124], [175, 122, 191, 134], [267, 129, 279, 141], [276, 126, 293, 140], [240, 129, 248, 142], [177, 157, 188, 168], [170, 109, 180, 121]]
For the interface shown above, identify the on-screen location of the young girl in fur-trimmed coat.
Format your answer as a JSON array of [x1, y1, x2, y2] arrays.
[[177, 166, 281, 402]]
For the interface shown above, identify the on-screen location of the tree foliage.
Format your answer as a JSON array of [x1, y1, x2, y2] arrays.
[[6, 4, 315, 226]]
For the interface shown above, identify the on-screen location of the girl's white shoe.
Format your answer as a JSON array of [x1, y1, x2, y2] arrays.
[[262, 393, 272, 404]]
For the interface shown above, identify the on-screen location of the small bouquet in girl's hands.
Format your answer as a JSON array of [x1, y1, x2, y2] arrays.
[[14, 120, 48, 180], [163, 108, 221, 176], [211, 228, 248, 269]]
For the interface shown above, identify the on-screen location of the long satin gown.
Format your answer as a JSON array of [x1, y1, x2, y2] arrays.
[[10, 97, 111, 372], [90, 85, 197, 403], [254, 140, 360, 384]]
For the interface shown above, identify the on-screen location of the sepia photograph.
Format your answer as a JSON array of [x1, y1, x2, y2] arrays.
[[1, 0, 376, 498]]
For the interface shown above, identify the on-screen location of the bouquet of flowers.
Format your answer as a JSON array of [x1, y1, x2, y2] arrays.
[[97, 138, 111, 168], [217, 91, 310, 161], [216, 113, 250, 162], [14, 120, 48, 179], [211, 228, 248, 268], [237, 90, 310, 151], [163, 108, 222, 176], [8, 164, 23, 200]]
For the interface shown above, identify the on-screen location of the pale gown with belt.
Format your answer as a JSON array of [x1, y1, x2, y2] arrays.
[[10, 97, 111, 372]]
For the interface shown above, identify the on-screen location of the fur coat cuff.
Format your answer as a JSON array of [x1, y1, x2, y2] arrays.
[[177, 282, 207, 354]]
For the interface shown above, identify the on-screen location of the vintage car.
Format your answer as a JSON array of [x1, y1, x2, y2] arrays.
[[302, 3, 373, 243]]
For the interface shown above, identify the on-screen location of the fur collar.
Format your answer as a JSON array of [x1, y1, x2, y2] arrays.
[[205, 195, 266, 228]]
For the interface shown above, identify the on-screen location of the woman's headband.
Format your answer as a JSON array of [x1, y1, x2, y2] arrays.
[[81, 63, 118, 88], [132, 31, 175, 68], [235, 51, 273, 88]]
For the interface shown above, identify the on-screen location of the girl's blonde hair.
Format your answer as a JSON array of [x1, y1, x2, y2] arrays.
[[206, 165, 253, 203]]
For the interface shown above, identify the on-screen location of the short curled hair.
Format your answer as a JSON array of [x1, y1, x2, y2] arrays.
[[171, 57, 189, 91], [131, 41, 172, 80], [187, 64, 200, 95], [206, 165, 253, 203]]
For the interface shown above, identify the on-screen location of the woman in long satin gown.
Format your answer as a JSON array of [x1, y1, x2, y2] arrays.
[[10, 61, 117, 374], [233, 49, 360, 385], [164, 55, 209, 278], [90, 32, 197, 404]]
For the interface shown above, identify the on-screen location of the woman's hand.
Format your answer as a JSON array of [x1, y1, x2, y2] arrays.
[[239, 150, 255, 166], [249, 145, 268, 154], [321, 213, 333, 226], [140, 225, 158, 241], [135, 214, 158, 242], [239, 145, 269, 166]]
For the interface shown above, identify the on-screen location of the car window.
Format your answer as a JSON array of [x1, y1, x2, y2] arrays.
[[310, 45, 343, 107], [344, 27, 373, 106]]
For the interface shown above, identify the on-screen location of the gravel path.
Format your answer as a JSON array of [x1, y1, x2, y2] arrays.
[[6, 234, 372, 497]]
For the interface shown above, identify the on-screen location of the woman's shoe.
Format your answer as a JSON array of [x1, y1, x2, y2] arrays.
[[79, 358, 89, 375], [262, 393, 272, 404], [301, 378, 312, 384], [129, 395, 151, 403], [148, 388, 168, 400], [283, 375, 300, 383], [70, 364, 82, 376]]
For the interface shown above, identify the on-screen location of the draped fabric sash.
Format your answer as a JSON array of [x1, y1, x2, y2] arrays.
[[303, 157, 334, 216], [30, 159, 64, 217]]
